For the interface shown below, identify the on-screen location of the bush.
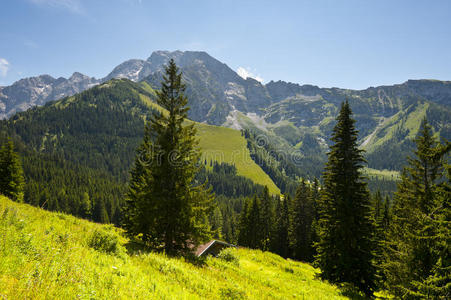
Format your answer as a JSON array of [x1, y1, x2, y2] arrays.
[[87, 228, 125, 257], [217, 248, 239, 266]]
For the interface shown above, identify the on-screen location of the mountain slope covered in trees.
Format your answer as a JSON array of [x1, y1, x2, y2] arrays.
[[0, 78, 279, 224]]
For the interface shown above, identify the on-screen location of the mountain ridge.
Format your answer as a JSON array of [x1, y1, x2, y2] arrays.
[[1, 50, 450, 172], [2, 50, 450, 121]]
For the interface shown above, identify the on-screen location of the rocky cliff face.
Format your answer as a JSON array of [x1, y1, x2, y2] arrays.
[[0, 73, 99, 119]]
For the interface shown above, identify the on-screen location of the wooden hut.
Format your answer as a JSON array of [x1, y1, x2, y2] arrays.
[[195, 240, 236, 257]]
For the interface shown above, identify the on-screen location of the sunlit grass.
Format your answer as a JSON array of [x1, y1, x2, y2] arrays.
[[0, 195, 354, 299]]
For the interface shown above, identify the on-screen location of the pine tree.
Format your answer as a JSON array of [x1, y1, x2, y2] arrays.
[[383, 119, 450, 298], [122, 59, 213, 255], [315, 101, 376, 296], [0, 138, 25, 202], [289, 179, 315, 262]]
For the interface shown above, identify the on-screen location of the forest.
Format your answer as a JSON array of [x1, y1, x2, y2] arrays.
[[0, 61, 449, 298]]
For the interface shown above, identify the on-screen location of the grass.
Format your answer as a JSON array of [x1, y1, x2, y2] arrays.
[[197, 124, 280, 194], [0, 196, 356, 299], [363, 168, 400, 181]]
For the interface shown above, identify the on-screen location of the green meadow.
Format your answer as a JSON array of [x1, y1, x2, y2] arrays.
[[1, 196, 357, 299]]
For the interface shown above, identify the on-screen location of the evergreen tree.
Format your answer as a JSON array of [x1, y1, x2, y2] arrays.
[[273, 195, 291, 258], [122, 59, 213, 255], [260, 186, 274, 251], [383, 119, 450, 298], [289, 179, 315, 262], [247, 195, 263, 249], [0, 138, 25, 202], [237, 198, 251, 246], [381, 195, 390, 231], [372, 190, 386, 285], [93, 198, 110, 224], [414, 162, 450, 298], [315, 101, 376, 296], [310, 178, 321, 259]]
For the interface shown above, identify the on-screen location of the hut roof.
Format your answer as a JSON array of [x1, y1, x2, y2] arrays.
[[195, 240, 236, 257]]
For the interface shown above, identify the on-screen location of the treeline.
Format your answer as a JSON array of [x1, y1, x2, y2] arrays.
[[236, 181, 319, 262], [1, 128, 266, 228]]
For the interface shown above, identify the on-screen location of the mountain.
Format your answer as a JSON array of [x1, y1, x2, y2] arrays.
[[254, 79, 451, 170], [0, 72, 100, 119], [1, 50, 450, 172]]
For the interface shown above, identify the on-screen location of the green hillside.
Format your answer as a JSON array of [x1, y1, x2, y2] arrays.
[[0, 79, 279, 195], [197, 124, 280, 194], [1, 196, 349, 299]]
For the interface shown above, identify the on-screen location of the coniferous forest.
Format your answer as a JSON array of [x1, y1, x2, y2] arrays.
[[0, 60, 449, 298]]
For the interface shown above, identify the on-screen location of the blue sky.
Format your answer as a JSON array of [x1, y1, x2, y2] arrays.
[[1, 0, 450, 89]]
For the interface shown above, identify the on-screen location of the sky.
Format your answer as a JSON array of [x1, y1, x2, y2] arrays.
[[1, 0, 451, 89]]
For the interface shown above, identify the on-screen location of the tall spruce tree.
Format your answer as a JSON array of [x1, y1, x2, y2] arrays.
[[247, 195, 263, 249], [0, 138, 25, 202], [289, 179, 315, 262], [237, 198, 251, 246], [260, 186, 274, 251], [273, 194, 291, 258], [383, 119, 450, 298], [315, 101, 376, 296], [122, 59, 213, 255]]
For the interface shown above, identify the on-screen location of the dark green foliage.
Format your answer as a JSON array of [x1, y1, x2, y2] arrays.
[[237, 198, 251, 247], [122, 60, 213, 255], [236, 187, 278, 251], [372, 191, 390, 285], [0, 138, 25, 202], [383, 119, 450, 298], [273, 195, 290, 258], [289, 179, 315, 262], [260, 186, 274, 251], [195, 162, 265, 198], [0, 79, 154, 223], [93, 198, 110, 224], [237, 195, 263, 249], [315, 101, 376, 296]]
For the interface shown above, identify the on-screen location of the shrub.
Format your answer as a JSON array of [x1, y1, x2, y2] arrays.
[[87, 228, 125, 257], [217, 248, 239, 266]]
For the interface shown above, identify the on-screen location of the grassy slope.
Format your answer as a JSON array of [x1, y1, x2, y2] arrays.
[[0, 196, 346, 299], [363, 168, 400, 181], [139, 89, 280, 194], [363, 102, 429, 154], [197, 124, 280, 194]]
